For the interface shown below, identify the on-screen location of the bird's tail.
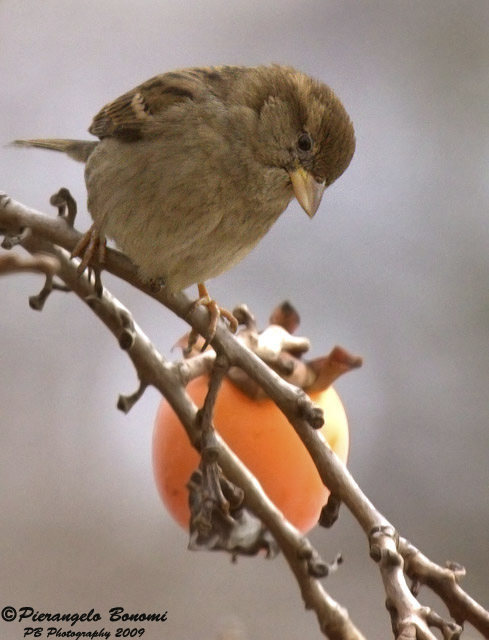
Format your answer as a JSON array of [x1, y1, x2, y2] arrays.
[[12, 138, 97, 163]]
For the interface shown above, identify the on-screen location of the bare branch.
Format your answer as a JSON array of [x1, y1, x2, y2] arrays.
[[0, 251, 59, 277], [2, 190, 488, 639], [400, 538, 489, 637], [0, 191, 366, 639], [370, 527, 462, 639]]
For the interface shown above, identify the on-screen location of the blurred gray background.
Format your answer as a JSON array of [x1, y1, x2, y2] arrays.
[[1, 1, 488, 638]]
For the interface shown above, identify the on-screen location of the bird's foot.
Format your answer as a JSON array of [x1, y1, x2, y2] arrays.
[[71, 224, 106, 275], [71, 224, 106, 296], [187, 283, 239, 352]]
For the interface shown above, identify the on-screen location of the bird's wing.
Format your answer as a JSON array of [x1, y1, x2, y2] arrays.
[[88, 67, 246, 142]]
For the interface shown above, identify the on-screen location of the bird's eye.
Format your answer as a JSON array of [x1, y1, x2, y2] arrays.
[[297, 133, 313, 152]]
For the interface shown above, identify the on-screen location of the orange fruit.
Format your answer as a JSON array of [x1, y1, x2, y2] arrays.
[[153, 376, 348, 533]]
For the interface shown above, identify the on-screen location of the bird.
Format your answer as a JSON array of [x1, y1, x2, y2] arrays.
[[14, 64, 355, 342]]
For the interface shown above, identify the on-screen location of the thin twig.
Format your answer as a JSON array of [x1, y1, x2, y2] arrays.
[[400, 538, 489, 637]]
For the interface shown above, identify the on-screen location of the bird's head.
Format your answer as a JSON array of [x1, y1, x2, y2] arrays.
[[249, 65, 356, 217]]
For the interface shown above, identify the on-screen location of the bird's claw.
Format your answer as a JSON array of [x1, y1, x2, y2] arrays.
[[188, 283, 239, 352], [71, 224, 106, 276]]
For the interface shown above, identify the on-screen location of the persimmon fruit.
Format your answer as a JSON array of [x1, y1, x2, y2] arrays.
[[153, 376, 349, 533]]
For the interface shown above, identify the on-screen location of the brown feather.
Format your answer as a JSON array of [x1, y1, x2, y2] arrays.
[[88, 71, 209, 141]]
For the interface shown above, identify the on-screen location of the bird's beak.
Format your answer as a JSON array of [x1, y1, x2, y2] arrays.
[[290, 168, 326, 218]]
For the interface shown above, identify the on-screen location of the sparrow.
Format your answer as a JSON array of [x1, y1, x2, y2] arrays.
[[14, 64, 355, 340]]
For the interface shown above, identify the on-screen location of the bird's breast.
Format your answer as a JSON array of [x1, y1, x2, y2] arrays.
[[85, 126, 292, 291]]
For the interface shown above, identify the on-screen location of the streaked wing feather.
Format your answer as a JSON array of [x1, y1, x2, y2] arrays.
[[88, 66, 251, 141], [88, 72, 203, 141]]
